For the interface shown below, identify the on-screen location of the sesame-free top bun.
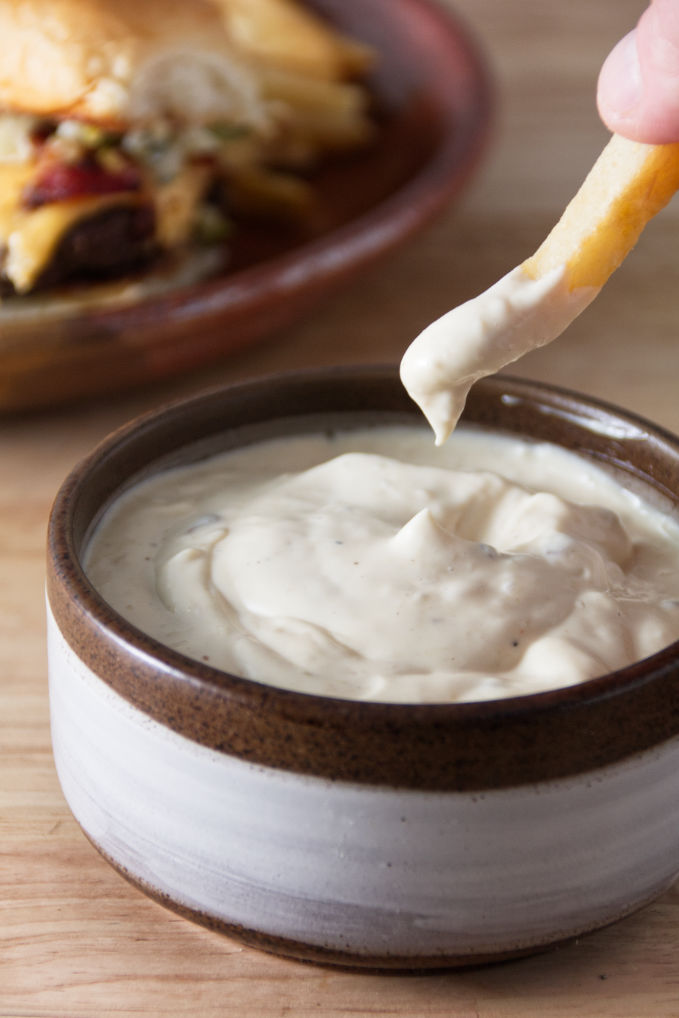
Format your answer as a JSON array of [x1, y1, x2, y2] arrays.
[[0, 0, 265, 128]]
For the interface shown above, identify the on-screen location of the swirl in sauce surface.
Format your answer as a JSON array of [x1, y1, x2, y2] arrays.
[[85, 425, 679, 703]]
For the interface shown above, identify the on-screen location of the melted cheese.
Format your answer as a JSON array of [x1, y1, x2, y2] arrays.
[[0, 163, 33, 237], [0, 162, 210, 293], [5, 193, 146, 293]]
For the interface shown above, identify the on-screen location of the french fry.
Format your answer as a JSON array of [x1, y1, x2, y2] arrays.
[[523, 134, 679, 290], [224, 164, 314, 221], [216, 0, 374, 81], [258, 66, 369, 117], [401, 134, 679, 446], [258, 65, 374, 155], [212, 1, 375, 173]]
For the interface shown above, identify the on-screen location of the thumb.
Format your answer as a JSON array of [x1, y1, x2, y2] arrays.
[[597, 0, 679, 143]]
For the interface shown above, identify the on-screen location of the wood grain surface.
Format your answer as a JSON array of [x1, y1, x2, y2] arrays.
[[4, 1, 679, 1015]]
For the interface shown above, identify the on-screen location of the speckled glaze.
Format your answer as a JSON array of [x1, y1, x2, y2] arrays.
[[47, 367, 679, 967]]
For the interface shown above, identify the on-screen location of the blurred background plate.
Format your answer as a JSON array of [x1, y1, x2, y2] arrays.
[[0, 0, 492, 412]]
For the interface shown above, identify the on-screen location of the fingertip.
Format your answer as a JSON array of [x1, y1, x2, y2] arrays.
[[598, 4, 679, 144], [597, 31, 644, 137]]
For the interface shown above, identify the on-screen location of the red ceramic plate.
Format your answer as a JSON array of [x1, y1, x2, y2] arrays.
[[0, 0, 492, 411]]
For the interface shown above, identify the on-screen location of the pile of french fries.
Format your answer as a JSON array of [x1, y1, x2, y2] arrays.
[[216, 0, 375, 221]]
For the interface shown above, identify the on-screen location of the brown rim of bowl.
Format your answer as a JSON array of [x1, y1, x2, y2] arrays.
[[47, 366, 679, 792]]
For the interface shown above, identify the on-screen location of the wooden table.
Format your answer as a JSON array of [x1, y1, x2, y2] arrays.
[[4, 1, 679, 1014]]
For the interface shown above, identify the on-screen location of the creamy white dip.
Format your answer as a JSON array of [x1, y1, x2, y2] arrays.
[[400, 266, 599, 443], [84, 424, 679, 703]]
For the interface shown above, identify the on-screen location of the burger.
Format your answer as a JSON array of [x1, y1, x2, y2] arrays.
[[0, 0, 373, 300]]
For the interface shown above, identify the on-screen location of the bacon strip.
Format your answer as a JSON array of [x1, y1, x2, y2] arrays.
[[23, 158, 142, 209]]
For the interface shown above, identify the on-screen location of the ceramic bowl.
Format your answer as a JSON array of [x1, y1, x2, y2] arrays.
[[1, 0, 492, 412], [46, 367, 679, 969]]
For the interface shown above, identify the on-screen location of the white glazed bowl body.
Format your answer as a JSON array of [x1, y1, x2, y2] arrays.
[[47, 368, 679, 967]]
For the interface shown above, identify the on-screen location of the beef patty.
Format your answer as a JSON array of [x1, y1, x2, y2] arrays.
[[1, 203, 157, 296]]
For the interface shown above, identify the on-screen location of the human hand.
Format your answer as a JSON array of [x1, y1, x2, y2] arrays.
[[597, 0, 679, 143]]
